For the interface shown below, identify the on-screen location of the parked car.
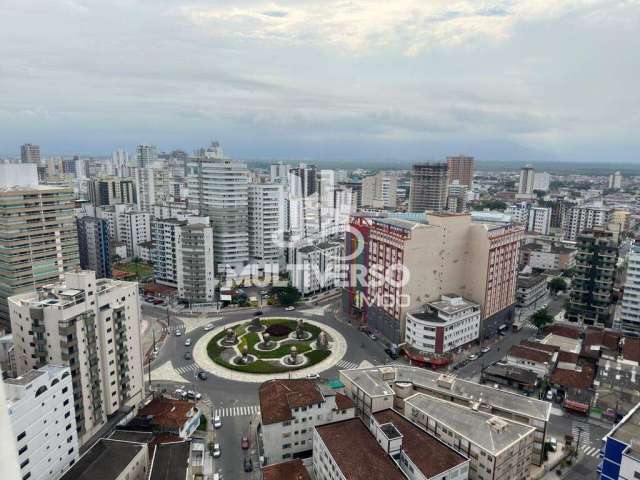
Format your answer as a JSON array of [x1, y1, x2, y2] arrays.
[[184, 338, 191, 347], [203, 323, 214, 331], [369, 333, 377, 341], [241, 436, 250, 449], [213, 474, 221, 480], [186, 390, 202, 400], [548, 437, 558, 452], [259, 290, 269, 295], [254, 310, 263, 316], [184, 352, 192, 360], [306, 373, 320, 380], [174, 388, 186, 398], [153, 299, 164, 305], [243, 457, 253, 472], [175, 330, 182, 337], [214, 415, 222, 429], [468, 354, 478, 361], [546, 390, 554, 401], [198, 371, 208, 381], [481, 346, 491, 354], [213, 443, 221, 458], [284, 306, 295, 311], [384, 348, 399, 360]]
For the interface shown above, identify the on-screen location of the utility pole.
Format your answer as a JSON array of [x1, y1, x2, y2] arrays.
[[575, 426, 583, 459]]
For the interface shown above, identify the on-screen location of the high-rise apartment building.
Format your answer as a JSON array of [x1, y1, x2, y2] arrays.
[[364, 213, 523, 343], [517, 165, 536, 200], [248, 183, 286, 277], [9, 270, 144, 445], [88, 176, 137, 207], [608, 171, 623, 190], [562, 206, 611, 241], [151, 216, 215, 303], [0, 184, 79, 330], [269, 162, 291, 184], [446, 180, 468, 213], [527, 207, 552, 235], [5, 365, 79, 480], [618, 245, 640, 336], [134, 166, 171, 212], [186, 144, 249, 277], [408, 162, 448, 213], [446, 155, 474, 187], [111, 148, 130, 177], [567, 229, 618, 326], [77, 217, 112, 279], [20, 143, 41, 164], [361, 172, 398, 209], [533, 172, 550, 192], [135, 144, 157, 168], [118, 209, 151, 260]]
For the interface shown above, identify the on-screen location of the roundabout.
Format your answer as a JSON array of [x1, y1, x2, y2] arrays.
[[192, 317, 348, 383]]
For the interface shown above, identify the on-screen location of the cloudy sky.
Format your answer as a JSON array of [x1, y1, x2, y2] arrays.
[[1, 0, 639, 163]]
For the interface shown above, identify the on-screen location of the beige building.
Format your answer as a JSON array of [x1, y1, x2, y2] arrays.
[[9, 270, 144, 445], [447, 155, 475, 187], [366, 213, 523, 343], [609, 210, 631, 235], [405, 393, 535, 480], [361, 171, 398, 208], [0, 184, 79, 331]]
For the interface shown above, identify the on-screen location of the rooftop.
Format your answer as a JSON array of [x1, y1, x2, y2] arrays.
[[108, 430, 155, 444], [59, 439, 145, 480], [259, 379, 325, 425], [138, 397, 197, 429], [405, 394, 535, 455], [551, 363, 595, 390], [341, 366, 551, 421], [4, 369, 45, 386], [520, 340, 559, 353], [609, 402, 640, 447], [508, 345, 553, 364], [315, 418, 405, 480], [262, 459, 311, 480], [517, 275, 546, 289], [149, 441, 190, 480], [623, 338, 640, 363], [483, 364, 539, 386], [543, 324, 582, 340], [373, 410, 467, 477], [373, 217, 428, 229]]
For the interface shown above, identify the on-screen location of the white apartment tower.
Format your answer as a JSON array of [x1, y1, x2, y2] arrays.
[[134, 166, 171, 212], [5, 365, 79, 480], [562, 206, 611, 241], [248, 183, 286, 277], [619, 245, 640, 336], [517, 165, 536, 199], [361, 171, 398, 208], [21, 144, 41, 165], [533, 172, 550, 192], [527, 207, 552, 235], [609, 171, 623, 189], [186, 143, 249, 277], [135, 144, 157, 168], [8, 270, 144, 445]]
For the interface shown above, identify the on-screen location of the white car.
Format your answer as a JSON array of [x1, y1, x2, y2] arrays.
[[186, 390, 202, 400], [481, 346, 491, 354], [212, 443, 221, 458], [284, 306, 295, 311], [184, 338, 191, 347], [548, 437, 558, 452], [174, 388, 186, 398], [175, 330, 182, 337], [306, 373, 320, 380], [546, 390, 554, 401], [214, 415, 222, 428], [203, 323, 214, 331]]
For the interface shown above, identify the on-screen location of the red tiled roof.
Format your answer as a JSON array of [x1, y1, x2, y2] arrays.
[[544, 324, 581, 339], [551, 363, 595, 390], [583, 328, 620, 350], [508, 345, 553, 364], [334, 393, 354, 411], [623, 338, 640, 363], [315, 418, 405, 480], [557, 351, 580, 364], [259, 379, 324, 425], [520, 340, 559, 353], [262, 459, 311, 480], [373, 410, 466, 478], [138, 397, 196, 429]]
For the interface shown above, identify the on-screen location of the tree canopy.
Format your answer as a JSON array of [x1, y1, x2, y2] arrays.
[[532, 308, 553, 330], [270, 285, 302, 307]]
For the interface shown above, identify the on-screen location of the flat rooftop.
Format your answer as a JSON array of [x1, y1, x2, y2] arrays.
[[373, 410, 467, 477], [610, 403, 640, 446], [149, 441, 190, 480], [315, 418, 405, 480], [108, 430, 155, 444], [405, 394, 535, 455], [4, 369, 45, 386], [59, 439, 145, 480], [342, 366, 551, 421], [262, 459, 311, 480]]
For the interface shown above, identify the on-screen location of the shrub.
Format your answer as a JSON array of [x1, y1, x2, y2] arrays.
[[265, 323, 292, 337]]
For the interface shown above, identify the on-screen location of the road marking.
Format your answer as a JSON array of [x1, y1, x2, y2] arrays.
[[175, 363, 198, 374], [213, 405, 261, 418], [335, 360, 358, 370], [582, 446, 599, 457]]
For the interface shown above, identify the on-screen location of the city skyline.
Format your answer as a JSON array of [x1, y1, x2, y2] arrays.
[[1, 1, 639, 163]]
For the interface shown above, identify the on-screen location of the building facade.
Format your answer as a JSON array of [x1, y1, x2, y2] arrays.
[[135, 144, 157, 168], [409, 163, 449, 213], [527, 207, 552, 235], [361, 172, 398, 208], [5, 365, 79, 480], [563, 206, 611, 241], [9, 270, 144, 445], [289, 241, 342, 296], [248, 182, 286, 277], [77, 216, 112, 279], [21, 144, 41, 164], [619, 245, 640, 337], [516, 166, 535, 200], [447, 155, 474, 188], [88, 176, 136, 207]]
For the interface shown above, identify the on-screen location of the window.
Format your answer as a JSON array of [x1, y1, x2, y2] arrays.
[[20, 459, 30, 469], [18, 445, 27, 455], [17, 432, 26, 442]]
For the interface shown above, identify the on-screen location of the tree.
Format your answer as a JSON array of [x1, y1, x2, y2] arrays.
[[549, 277, 567, 295], [270, 285, 301, 307], [532, 308, 553, 330]]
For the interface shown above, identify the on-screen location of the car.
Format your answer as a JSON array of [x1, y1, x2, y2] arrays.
[[241, 436, 250, 449], [546, 390, 554, 401], [306, 373, 320, 380], [243, 457, 253, 472], [369, 333, 377, 341], [175, 330, 182, 337], [548, 437, 558, 452], [214, 415, 222, 429], [259, 290, 269, 295], [481, 346, 491, 354], [213, 474, 221, 480], [212, 443, 221, 458], [203, 323, 214, 331], [184, 352, 192, 360], [153, 299, 164, 305], [468, 354, 478, 361], [452, 364, 459, 371], [186, 390, 202, 400], [284, 306, 295, 311], [254, 310, 263, 316], [144, 297, 154, 302], [174, 388, 186, 398], [198, 371, 208, 380], [184, 338, 192, 347]]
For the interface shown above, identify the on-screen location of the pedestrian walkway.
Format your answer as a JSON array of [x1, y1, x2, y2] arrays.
[[581, 445, 600, 458], [175, 362, 198, 375], [335, 359, 359, 370], [210, 405, 261, 418], [572, 421, 590, 445]]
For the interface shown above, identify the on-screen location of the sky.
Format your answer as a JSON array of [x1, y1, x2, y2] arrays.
[[1, 0, 639, 163]]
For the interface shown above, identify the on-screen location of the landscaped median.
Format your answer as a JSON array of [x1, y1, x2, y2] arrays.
[[206, 318, 331, 374]]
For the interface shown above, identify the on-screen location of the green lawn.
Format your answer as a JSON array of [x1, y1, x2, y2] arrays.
[[113, 262, 153, 276]]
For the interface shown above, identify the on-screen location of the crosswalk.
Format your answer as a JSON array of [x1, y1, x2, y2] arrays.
[[581, 445, 600, 458], [571, 421, 599, 457], [207, 405, 261, 418], [175, 363, 198, 375], [335, 359, 359, 370]]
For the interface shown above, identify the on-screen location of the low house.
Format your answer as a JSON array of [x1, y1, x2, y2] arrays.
[[550, 362, 595, 414], [506, 345, 555, 377], [136, 397, 201, 439]]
